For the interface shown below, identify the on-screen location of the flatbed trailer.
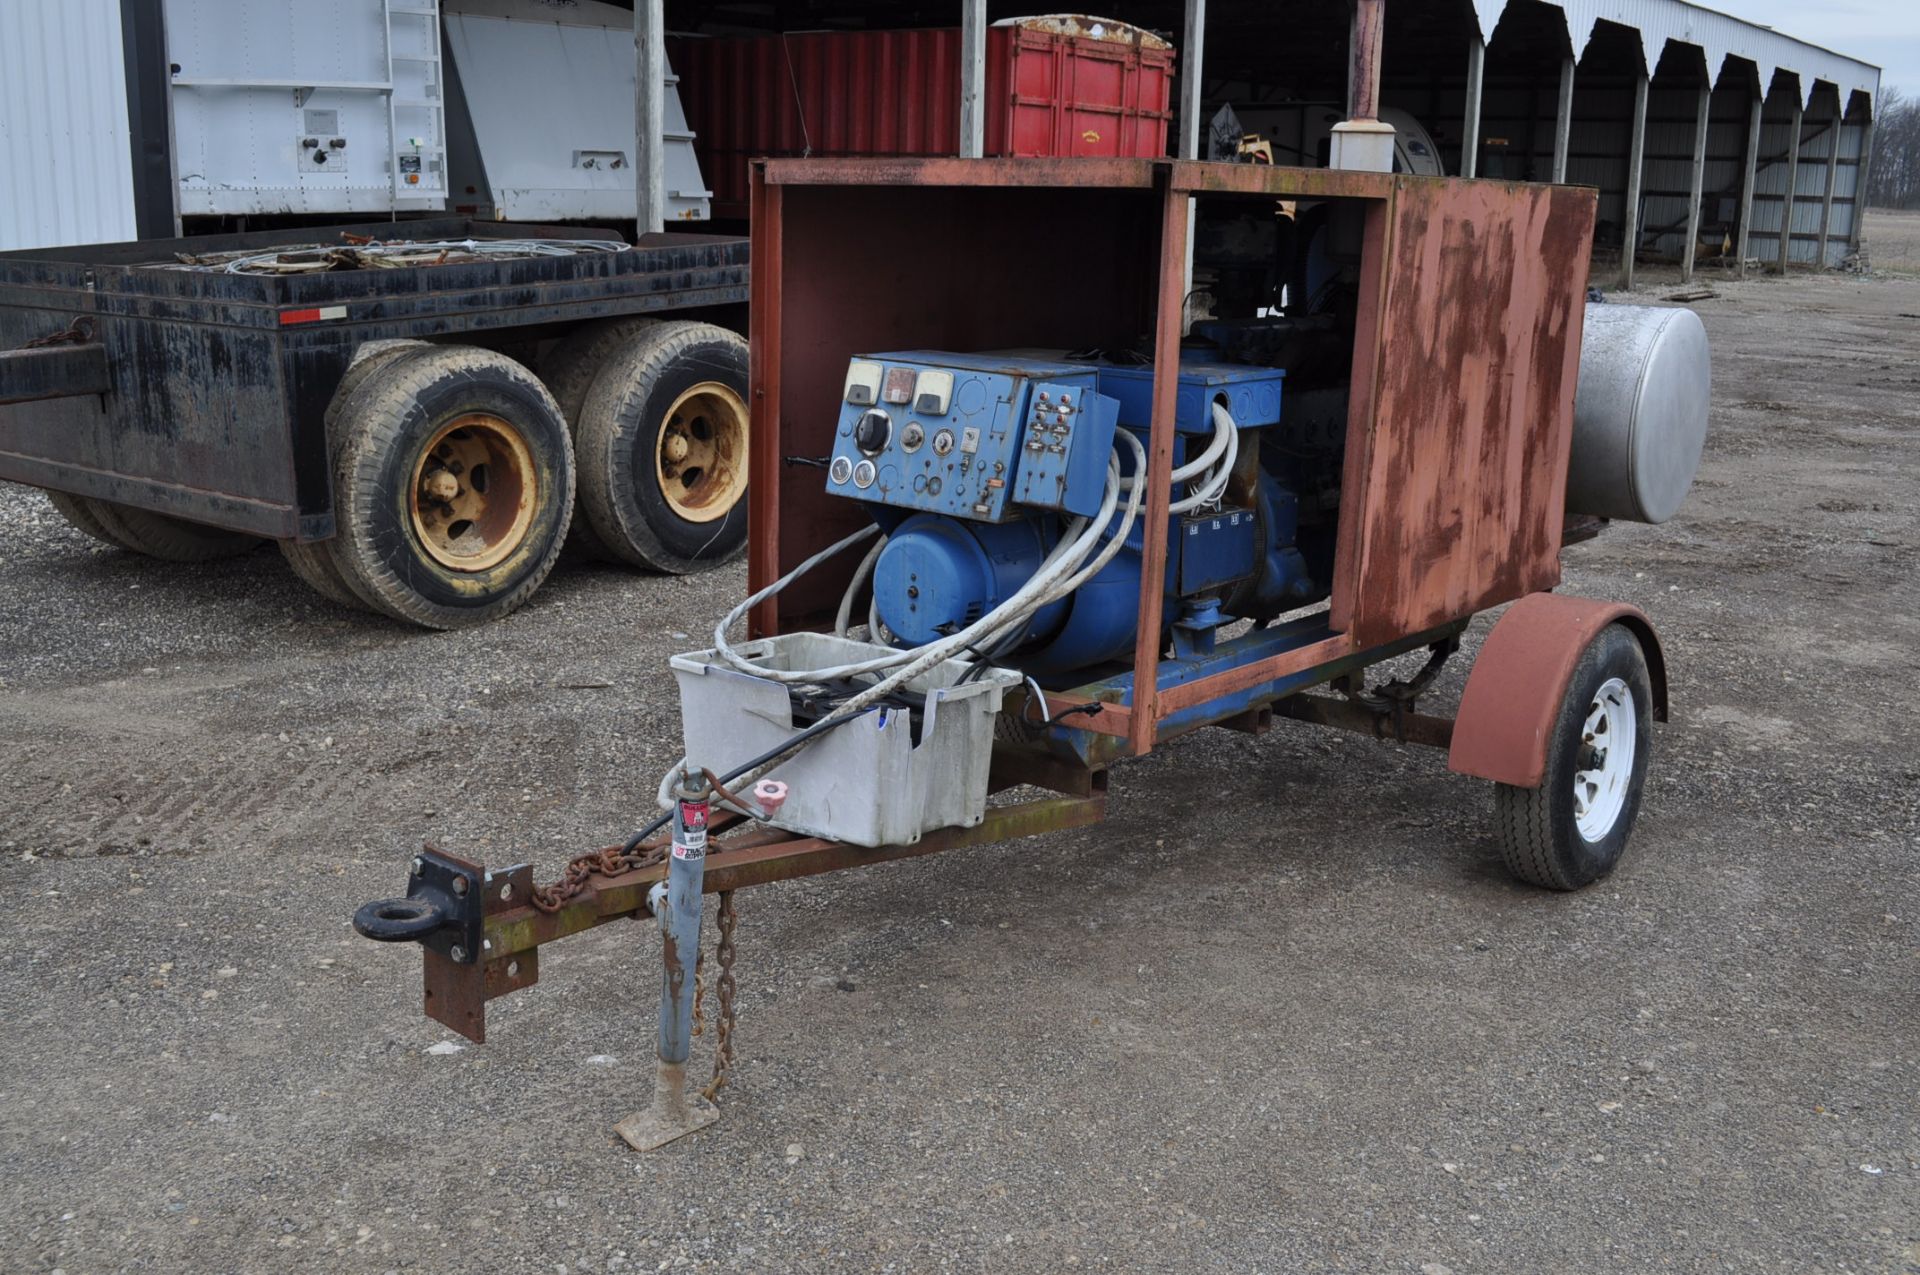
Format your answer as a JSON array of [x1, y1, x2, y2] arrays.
[[0, 218, 751, 626]]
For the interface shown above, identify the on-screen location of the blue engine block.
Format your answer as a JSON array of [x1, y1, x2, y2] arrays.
[[827, 351, 1311, 677]]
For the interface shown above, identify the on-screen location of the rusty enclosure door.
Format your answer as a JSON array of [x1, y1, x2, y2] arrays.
[[1329, 177, 1598, 648]]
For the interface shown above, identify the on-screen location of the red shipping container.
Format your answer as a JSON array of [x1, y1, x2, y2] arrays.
[[671, 18, 1174, 219]]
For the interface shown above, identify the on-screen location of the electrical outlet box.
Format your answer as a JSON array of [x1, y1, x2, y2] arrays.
[[825, 352, 1114, 522]]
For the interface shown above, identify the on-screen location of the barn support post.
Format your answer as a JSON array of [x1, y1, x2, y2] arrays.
[[1331, 0, 1392, 172], [633, 0, 665, 237], [1683, 84, 1711, 282], [1552, 56, 1575, 184], [1852, 105, 1877, 256], [1179, 0, 1207, 299], [1736, 89, 1764, 277], [1463, 34, 1485, 178], [959, 0, 986, 158], [1619, 70, 1648, 290], [1777, 95, 1804, 273], [1817, 92, 1844, 268]]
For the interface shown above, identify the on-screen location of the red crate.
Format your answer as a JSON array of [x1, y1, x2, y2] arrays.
[[672, 19, 1174, 218]]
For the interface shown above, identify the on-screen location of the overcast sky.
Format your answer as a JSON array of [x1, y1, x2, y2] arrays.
[[1719, 0, 1916, 98]]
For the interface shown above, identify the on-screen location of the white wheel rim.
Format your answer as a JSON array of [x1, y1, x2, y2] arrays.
[[1573, 676, 1636, 842]]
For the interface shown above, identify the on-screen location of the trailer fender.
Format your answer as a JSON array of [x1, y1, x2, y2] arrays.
[[1448, 594, 1668, 789]]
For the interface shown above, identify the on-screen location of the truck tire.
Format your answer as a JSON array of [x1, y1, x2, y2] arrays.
[[279, 339, 429, 611], [576, 321, 750, 572], [1494, 623, 1654, 890], [539, 318, 660, 562], [87, 502, 265, 563], [46, 491, 133, 549], [329, 344, 574, 629]]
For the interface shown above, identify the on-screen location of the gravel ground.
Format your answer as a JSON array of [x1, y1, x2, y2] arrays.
[[2, 257, 1917, 1274]]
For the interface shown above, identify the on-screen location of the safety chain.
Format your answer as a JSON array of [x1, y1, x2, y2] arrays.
[[20, 317, 95, 350], [527, 841, 668, 913], [525, 846, 741, 1099], [701, 892, 739, 1103]]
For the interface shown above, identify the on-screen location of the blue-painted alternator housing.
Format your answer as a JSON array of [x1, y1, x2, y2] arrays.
[[840, 352, 1307, 676]]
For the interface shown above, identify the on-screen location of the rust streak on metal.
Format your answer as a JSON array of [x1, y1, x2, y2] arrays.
[[1335, 178, 1596, 648], [422, 948, 487, 1044], [1130, 171, 1189, 753]]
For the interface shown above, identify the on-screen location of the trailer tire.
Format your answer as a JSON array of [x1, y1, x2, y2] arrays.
[[46, 492, 133, 549], [539, 318, 661, 562], [278, 340, 432, 611], [330, 344, 574, 629], [1493, 623, 1654, 890], [86, 502, 264, 563], [577, 321, 750, 572]]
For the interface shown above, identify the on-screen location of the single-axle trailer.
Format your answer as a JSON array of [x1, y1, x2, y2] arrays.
[[0, 219, 750, 627], [355, 156, 1709, 1150]]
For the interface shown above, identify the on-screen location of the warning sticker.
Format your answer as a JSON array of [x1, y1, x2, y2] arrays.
[[672, 799, 709, 860]]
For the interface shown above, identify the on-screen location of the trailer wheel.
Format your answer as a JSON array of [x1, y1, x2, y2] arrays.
[[539, 318, 661, 562], [46, 492, 133, 549], [278, 340, 430, 611], [1494, 623, 1654, 890], [85, 502, 264, 563], [577, 321, 749, 572], [330, 345, 573, 629]]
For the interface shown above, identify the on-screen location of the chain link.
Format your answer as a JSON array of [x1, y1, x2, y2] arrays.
[[700, 891, 739, 1103], [20, 317, 94, 350], [519, 826, 740, 1101], [528, 841, 667, 913]]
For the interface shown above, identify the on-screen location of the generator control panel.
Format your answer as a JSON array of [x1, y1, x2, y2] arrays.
[[826, 353, 1120, 523]]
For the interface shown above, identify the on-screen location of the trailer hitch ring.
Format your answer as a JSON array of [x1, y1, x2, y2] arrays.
[[354, 896, 445, 941], [351, 847, 486, 962]]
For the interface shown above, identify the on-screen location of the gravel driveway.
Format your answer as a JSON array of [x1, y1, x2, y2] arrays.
[[2, 265, 1916, 1274]]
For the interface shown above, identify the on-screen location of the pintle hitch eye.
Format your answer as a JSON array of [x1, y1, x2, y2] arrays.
[[353, 846, 485, 964]]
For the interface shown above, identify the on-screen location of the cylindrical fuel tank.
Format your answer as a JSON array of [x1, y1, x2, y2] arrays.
[[1568, 304, 1711, 524]]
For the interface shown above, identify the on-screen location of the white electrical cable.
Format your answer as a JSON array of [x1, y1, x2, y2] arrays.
[[835, 535, 887, 637], [665, 430, 1152, 809], [711, 443, 1128, 686]]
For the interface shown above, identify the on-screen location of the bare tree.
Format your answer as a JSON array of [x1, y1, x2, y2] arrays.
[[1868, 87, 1919, 210]]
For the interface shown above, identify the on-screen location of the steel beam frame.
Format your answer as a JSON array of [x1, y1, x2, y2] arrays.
[[1683, 85, 1711, 283], [1736, 89, 1764, 278], [633, 0, 665, 237], [1619, 71, 1648, 290], [1776, 97, 1804, 274], [1462, 36, 1485, 180]]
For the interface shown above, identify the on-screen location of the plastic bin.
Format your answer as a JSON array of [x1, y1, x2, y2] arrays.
[[671, 634, 1022, 848]]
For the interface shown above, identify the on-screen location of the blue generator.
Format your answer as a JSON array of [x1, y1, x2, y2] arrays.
[[825, 351, 1319, 677]]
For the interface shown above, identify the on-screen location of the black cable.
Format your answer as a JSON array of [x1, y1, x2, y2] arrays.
[[619, 702, 881, 854]]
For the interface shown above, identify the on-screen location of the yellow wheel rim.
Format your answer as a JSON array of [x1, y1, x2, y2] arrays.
[[655, 381, 749, 524], [407, 413, 537, 572]]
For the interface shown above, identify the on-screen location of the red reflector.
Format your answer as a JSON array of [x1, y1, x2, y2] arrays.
[[278, 306, 348, 326]]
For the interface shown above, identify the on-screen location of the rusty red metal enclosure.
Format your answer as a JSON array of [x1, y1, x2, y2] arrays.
[[750, 157, 1596, 764], [674, 22, 1173, 219]]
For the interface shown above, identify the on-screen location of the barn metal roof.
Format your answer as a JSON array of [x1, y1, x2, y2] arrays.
[[1475, 0, 1882, 106]]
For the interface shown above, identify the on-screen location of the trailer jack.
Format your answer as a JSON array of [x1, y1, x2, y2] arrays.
[[354, 778, 1108, 1146]]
